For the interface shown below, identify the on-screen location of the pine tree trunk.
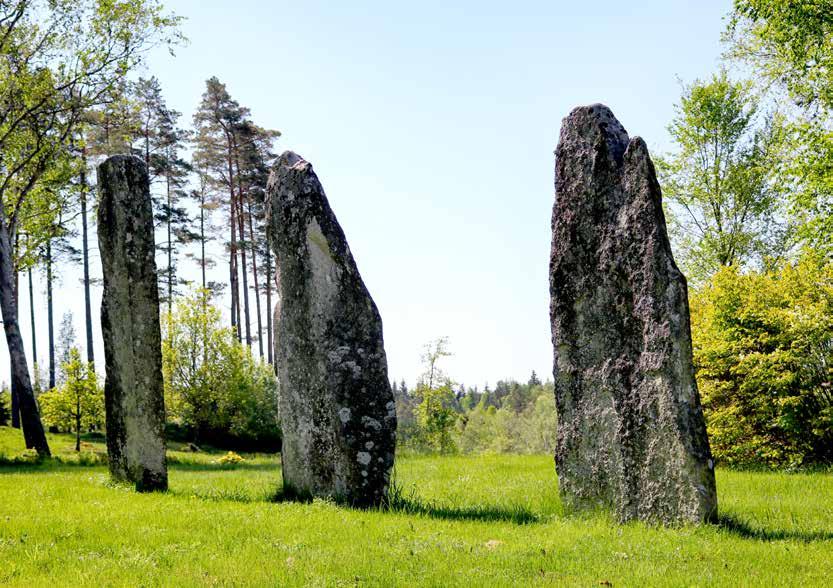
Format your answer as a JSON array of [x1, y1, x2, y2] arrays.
[[236, 190, 252, 349], [265, 234, 273, 365], [80, 148, 95, 365], [0, 216, 50, 455], [227, 152, 241, 342], [75, 396, 81, 452], [28, 267, 37, 389], [230, 141, 251, 348], [166, 173, 173, 315], [46, 240, 55, 389], [200, 189, 207, 291], [230, 202, 240, 341], [245, 194, 264, 358]]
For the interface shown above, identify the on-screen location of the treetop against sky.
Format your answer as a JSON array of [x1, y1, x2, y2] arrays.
[[1, 0, 732, 387]]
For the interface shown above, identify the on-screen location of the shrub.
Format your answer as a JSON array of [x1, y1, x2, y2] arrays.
[[0, 386, 9, 426], [414, 382, 458, 453], [691, 254, 833, 468], [38, 348, 104, 451], [163, 289, 281, 451]]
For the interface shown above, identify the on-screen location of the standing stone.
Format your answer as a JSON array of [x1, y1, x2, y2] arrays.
[[549, 105, 717, 524], [97, 155, 167, 492], [267, 151, 396, 507]]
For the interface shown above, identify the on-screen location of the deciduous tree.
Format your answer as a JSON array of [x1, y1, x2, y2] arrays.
[[0, 0, 180, 455], [657, 72, 788, 283]]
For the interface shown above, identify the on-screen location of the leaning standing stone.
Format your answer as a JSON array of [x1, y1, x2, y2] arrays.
[[549, 105, 717, 524], [267, 151, 396, 507], [97, 155, 167, 492]]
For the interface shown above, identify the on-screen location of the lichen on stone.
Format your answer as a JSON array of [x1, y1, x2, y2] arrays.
[[549, 105, 717, 524], [267, 151, 396, 508], [97, 155, 168, 493]]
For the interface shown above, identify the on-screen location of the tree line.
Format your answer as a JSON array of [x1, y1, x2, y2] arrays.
[[1, 0, 831, 468], [390, 2, 833, 468], [0, 1, 283, 457]]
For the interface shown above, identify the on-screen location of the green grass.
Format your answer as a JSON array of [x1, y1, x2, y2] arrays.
[[1, 427, 831, 586]]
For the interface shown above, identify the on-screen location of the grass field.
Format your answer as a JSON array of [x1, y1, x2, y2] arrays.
[[1, 427, 831, 586]]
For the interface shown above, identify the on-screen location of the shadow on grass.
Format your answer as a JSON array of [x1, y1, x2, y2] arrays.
[[381, 482, 538, 524], [384, 496, 538, 524], [717, 514, 833, 543], [268, 482, 538, 524]]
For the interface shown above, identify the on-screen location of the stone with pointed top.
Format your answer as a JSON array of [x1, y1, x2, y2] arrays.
[[549, 104, 717, 524], [97, 155, 167, 492], [267, 151, 396, 507]]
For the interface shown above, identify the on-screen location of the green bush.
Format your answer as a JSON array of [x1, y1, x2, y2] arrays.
[[163, 288, 280, 451], [691, 254, 833, 468], [38, 348, 104, 450], [0, 386, 10, 427]]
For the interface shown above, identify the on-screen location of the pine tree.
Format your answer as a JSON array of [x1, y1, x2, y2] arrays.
[[234, 120, 279, 357], [528, 370, 541, 387], [43, 212, 81, 391], [75, 136, 95, 365], [193, 78, 248, 341], [193, 78, 279, 350], [133, 78, 195, 314]]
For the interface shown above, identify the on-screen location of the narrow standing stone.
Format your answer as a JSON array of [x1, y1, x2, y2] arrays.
[[97, 155, 167, 492], [549, 104, 717, 524], [267, 151, 396, 507]]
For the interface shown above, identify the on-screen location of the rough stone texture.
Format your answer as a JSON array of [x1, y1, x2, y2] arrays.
[[549, 105, 717, 524], [97, 155, 168, 492], [267, 151, 396, 507]]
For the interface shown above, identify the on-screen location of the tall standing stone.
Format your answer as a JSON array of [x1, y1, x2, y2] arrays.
[[97, 155, 167, 492], [267, 151, 396, 507], [549, 104, 717, 524]]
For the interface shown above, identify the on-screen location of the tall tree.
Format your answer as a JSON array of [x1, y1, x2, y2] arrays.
[[187, 169, 221, 295], [42, 211, 80, 390], [132, 78, 194, 313], [234, 120, 279, 357], [193, 78, 279, 349], [77, 138, 95, 365], [726, 0, 833, 255], [657, 72, 788, 283], [0, 0, 181, 455], [193, 78, 247, 341]]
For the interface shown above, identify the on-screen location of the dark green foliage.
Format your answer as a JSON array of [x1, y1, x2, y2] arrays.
[[0, 386, 10, 427]]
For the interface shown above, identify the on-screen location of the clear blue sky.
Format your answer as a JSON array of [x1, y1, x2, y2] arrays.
[[5, 0, 732, 390]]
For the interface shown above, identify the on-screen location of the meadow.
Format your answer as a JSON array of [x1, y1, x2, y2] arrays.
[[1, 427, 831, 587]]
